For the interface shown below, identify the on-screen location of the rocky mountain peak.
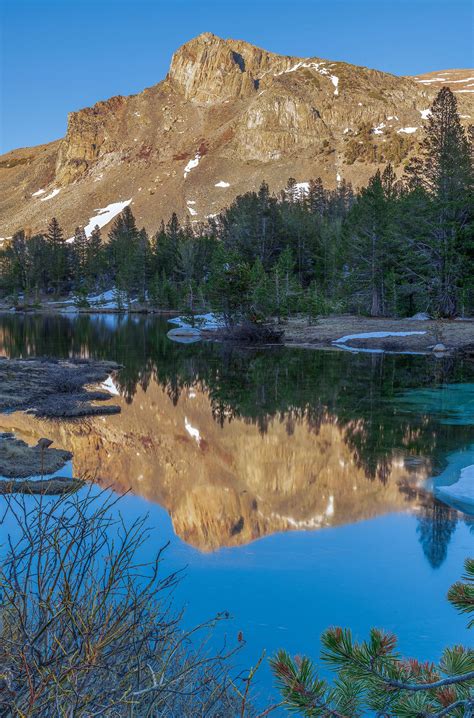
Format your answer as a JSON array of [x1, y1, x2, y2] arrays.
[[0, 33, 472, 241], [168, 32, 293, 103]]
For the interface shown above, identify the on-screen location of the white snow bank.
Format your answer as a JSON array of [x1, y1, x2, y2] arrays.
[[184, 153, 201, 178], [168, 313, 225, 331], [408, 312, 430, 321], [286, 181, 310, 199], [372, 122, 385, 135], [187, 206, 198, 216], [101, 375, 120, 396], [436, 464, 474, 509], [215, 180, 230, 187], [186, 200, 196, 205], [397, 127, 418, 134], [278, 60, 339, 94], [185, 417, 202, 445], [66, 201, 133, 243], [32, 188, 46, 197], [40, 188, 61, 202], [89, 289, 116, 304], [419, 109, 432, 120], [334, 331, 426, 346], [295, 181, 310, 194], [79, 288, 131, 310], [424, 76, 474, 84]]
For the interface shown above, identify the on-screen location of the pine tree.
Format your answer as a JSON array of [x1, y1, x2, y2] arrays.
[[73, 226, 88, 284], [345, 168, 396, 316], [285, 177, 298, 204], [272, 558, 474, 717], [108, 207, 140, 299], [86, 225, 103, 289], [405, 88, 473, 316], [46, 217, 66, 296], [153, 215, 181, 280], [307, 178, 326, 216]]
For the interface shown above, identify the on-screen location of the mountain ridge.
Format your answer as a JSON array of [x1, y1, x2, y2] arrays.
[[0, 32, 472, 241]]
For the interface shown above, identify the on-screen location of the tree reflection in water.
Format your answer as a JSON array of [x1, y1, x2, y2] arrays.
[[1, 311, 473, 564]]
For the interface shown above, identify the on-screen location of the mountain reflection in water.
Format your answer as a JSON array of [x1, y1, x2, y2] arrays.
[[0, 312, 473, 562]]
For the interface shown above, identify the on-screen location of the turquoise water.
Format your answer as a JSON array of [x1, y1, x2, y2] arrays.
[[0, 312, 473, 706]]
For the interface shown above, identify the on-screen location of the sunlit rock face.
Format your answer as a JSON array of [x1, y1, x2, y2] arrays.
[[1, 31, 472, 239], [0, 379, 431, 552]]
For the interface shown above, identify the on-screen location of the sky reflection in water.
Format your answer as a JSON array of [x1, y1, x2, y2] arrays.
[[0, 312, 473, 704]]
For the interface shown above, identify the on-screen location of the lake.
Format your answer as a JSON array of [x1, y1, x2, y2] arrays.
[[0, 312, 473, 707]]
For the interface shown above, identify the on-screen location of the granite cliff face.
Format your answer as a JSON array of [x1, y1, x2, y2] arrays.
[[0, 33, 472, 240]]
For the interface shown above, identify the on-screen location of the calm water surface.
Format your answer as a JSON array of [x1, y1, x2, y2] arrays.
[[0, 312, 473, 704]]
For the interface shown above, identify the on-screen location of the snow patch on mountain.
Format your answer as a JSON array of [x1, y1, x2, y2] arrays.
[[66, 200, 132, 242], [278, 60, 339, 95], [185, 417, 202, 445], [40, 188, 61, 201], [184, 153, 201, 178]]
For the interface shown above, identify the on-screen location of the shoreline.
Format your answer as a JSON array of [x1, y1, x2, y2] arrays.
[[281, 315, 474, 354], [1, 306, 473, 354]]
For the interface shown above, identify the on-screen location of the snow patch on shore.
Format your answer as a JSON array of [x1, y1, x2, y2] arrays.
[[215, 180, 230, 187], [334, 331, 426, 345], [437, 464, 474, 500], [168, 313, 225, 331]]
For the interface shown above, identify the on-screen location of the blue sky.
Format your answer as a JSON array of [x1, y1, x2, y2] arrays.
[[1, 0, 473, 154]]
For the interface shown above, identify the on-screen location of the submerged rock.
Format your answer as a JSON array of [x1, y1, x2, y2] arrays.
[[0, 358, 121, 418], [0, 476, 83, 495], [0, 433, 72, 479], [167, 327, 202, 344]]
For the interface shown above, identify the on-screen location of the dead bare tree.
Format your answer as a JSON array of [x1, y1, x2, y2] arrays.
[[0, 489, 254, 717]]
